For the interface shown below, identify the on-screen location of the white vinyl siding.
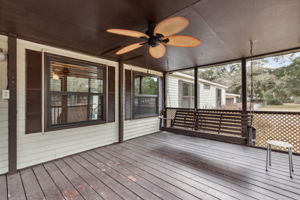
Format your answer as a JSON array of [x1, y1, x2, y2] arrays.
[[199, 83, 226, 109], [124, 117, 160, 140], [166, 76, 179, 107], [16, 39, 119, 170], [0, 35, 8, 174], [167, 74, 227, 109]]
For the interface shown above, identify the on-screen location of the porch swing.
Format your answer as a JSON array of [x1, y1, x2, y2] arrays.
[[161, 41, 257, 145]]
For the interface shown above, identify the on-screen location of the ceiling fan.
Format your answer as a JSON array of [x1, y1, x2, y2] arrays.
[[106, 16, 201, 59]]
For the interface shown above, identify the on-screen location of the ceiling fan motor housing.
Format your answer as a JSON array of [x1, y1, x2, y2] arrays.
[[144, 23, 170, 47]]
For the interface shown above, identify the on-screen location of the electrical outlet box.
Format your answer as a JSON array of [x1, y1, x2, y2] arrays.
[[1, 90, 10, 99]]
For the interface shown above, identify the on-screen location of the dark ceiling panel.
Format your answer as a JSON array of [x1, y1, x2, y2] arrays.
[[0, 0, 299, 71]]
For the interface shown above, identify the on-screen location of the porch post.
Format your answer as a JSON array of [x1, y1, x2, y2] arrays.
[[162, 72, 167, 127], [194, 67, 198, 109], [241, 58, 248, 141], [118, 57, 124, 143], [8, 34, 17, 174]]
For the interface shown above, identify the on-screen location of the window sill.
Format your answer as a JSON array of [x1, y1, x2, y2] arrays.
[[45, 120, 106, 132]]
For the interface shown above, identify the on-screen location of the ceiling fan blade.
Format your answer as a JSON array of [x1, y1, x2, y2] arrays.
[[165, 35, 201, 47], [107, 29, 149, 38], [154, 16, 189, 37], [116, 42, 144, 55], [149, 44, 166, 59]]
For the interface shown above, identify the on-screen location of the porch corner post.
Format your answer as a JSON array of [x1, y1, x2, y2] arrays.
[[194, 67, 198, 109], [162, 72, 167, 128], [241, 58, 248, 142], [8, 34, 17, 174], [118, 57, 124, 143]]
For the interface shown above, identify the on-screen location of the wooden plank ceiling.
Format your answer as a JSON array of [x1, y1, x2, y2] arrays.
[[0, 0, 299, 71]]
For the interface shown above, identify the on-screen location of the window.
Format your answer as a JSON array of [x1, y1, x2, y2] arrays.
[[47, 54, 105, 128], [180, 81, 195, 108], [166, 69, 195, 108], [133, 73, 159, 118]]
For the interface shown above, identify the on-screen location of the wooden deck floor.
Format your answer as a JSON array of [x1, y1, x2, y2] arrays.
[[1, 131, 300, 200]]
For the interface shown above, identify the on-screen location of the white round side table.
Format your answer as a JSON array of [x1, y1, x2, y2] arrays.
[[266, 140, 294, 178]]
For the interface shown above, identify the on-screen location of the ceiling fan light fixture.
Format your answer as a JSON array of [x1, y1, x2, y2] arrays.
[[106, 16, 201, 59]]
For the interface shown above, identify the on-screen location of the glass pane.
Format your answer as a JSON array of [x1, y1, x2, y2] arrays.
[[247, 51, 300, 111], [50, 60, 104, 94], [134, 96, 157, 118], [50, 94, 62, 125], [50, 65, 62, 91], [134, 76, 141, 94], [68, 95, 88, 106], [134, 76, 158, 95], [67, 76, 89, 92], [51, 94, 62, 106], [67, 95, 88, 123], [141, 76, 158, 95], [182, 82, 190, 96], [91, 79, 103, 93], [49, 59, 104, 125], [89, 95, 103, 120], [50, 78, 61, 91], [198, 62, 241, 110]]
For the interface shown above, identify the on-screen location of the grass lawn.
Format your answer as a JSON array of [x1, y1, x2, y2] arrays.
[[257, 103, 300, 111]]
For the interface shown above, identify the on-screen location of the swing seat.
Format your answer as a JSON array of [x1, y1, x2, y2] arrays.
[[161, 109, 247, 144]]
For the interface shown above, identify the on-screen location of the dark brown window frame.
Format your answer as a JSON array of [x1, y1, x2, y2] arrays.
[[132, 71, 160, 119], [44, 53, 107, 132]]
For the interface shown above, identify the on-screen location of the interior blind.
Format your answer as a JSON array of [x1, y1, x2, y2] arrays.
[[25, 49, 42, 134]]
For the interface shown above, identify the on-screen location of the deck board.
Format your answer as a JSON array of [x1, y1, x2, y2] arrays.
[[72, 154, 142, 200], [20, 168, 45, 200], [82, 152, 161, 200], [63, 157, 122, 200], [54, 159, 101, 200], [7, 172, 26, 200], [89, 150, 182, 200], [2, 131, 300, 200], [43, 162, 84, 200], [32, 165, 65, 200], [0, 175, 7, 200]]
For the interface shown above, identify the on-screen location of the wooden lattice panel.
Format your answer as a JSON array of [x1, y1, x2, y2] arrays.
[[252, 113, 300, 154], [166, 108, 177, 127]]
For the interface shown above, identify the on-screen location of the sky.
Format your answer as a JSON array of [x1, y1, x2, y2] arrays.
[[263, 52, 300, 68]]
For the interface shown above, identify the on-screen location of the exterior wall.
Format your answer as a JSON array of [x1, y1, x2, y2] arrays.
[[124, 118, 160, 140], [167, 74, 226, 109], [166, 76, 179, 107], [16, 39, 119, 169], [123, 64, 162, 140], [0, 35, 8, 174], [199, 84, 226, 109]]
